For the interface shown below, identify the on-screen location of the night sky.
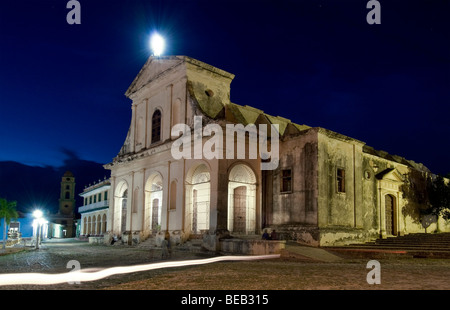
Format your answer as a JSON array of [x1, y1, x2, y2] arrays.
[[1, 0, 449, 175]]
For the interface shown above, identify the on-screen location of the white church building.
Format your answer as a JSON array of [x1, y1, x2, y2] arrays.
[[104, 55, 449, 253]]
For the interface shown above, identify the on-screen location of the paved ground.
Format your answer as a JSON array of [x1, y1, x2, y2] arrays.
[[0, 238, 449, 291]]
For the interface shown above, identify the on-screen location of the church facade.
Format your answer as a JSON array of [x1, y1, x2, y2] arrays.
[[104, 55, 449, 250]]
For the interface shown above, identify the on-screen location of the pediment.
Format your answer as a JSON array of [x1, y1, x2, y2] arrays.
[[125, 56, 184, 97], [376, 168, 405, 182]]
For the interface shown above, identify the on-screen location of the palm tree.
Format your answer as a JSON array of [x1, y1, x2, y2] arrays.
[[0, 198, 18, 250]]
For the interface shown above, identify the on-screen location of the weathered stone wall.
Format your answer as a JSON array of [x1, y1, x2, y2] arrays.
[[220, 239, 286, 255], [317, 128, 364, 229], [272, 225, 320, 246], [270, 129, 319, 227]]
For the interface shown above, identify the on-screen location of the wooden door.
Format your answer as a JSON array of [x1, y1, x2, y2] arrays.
[[151, 198, 159, 230], [192, 189, 198, 233], [385, 195, 395, 235], [233, 186, 247, 233], [121, 198, 127, 232]]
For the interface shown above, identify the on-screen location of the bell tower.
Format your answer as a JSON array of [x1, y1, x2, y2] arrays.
[[59, 171, 76, 216]]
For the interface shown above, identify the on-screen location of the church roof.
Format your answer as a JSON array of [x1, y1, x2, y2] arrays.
[[363, 145, 430, 173], [224, 102, 311, 137]]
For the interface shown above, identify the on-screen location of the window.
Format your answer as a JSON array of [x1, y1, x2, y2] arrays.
[[84, 198, 87, 205], [94, 195, 97, 203], [151, 110, 162, 143], [65, 191, 70, 199], [89, 196, 92, 204], [281, 169, 292, 193], [104, 191, 108, 201], [98, 193, 102, 202], [337, 168, 345, 193]]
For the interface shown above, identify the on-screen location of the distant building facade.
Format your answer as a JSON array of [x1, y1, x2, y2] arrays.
[[103, 56, 450, 250], [78, 178, 110, 237]]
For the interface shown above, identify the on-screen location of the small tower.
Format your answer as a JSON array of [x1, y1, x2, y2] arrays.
[[59, 171, 76, 216]]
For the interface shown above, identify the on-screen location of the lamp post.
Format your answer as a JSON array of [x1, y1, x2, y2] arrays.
[[33, 210, 43, 249]]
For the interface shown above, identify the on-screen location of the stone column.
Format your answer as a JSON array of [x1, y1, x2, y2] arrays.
[[203, 159, 229, 252]]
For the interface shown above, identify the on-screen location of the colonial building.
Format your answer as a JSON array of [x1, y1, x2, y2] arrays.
[[78, 178, 110, 237], [104, 55, 450, 250]]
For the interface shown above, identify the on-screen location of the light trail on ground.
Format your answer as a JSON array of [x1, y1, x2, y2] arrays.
[[0, 254, 280, 286]]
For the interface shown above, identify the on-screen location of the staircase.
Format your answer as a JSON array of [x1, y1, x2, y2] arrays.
[[328, 233, 450, 258]]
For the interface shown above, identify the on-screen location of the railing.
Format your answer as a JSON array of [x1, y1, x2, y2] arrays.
[[78, 200, 109, 213]]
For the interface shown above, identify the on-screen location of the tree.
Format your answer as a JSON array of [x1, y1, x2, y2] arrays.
[[427, 175, 450, 221], [401, 169, 430, 224], [0, 198, 18, 250]]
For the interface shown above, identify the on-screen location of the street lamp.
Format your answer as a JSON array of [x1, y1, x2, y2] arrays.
[[33, 210, 43, 249]]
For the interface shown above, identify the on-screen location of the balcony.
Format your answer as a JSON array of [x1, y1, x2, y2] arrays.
[[78, 200, 109, 213]]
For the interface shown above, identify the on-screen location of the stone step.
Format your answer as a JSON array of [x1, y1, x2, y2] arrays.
[[351, 242, 450, 247], [340, 233, 450, 258], [346, 246, 450, 252]]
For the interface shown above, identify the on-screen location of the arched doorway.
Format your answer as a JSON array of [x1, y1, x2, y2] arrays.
[[83, 217, 87, 235], [144, 173, 163, 235], [185, 164, 211, 235], [102, 214, 107, 233], [87, 216, 91, 235], [227, 164, 257, 234], [97, 215, 101, 235], [114, 180, 129, 234]]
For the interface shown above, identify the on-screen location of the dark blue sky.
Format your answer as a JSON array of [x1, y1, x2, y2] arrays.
[[1, 0, 449, 175]]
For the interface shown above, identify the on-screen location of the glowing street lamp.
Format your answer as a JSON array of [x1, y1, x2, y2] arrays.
[[150, 32, 165, 57], [33, 210, 43, 219], [33, 209, 43, 249]]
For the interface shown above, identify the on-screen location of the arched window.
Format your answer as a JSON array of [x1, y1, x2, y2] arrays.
[[65, 191, 70, 199], [151, 109, 162, 143]]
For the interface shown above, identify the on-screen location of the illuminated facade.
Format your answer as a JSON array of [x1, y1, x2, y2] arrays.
[[105, 56, 450, 249], [78, 178, 110, 237]]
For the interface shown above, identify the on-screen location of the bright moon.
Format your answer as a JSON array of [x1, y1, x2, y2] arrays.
[[150, 33, 165, 57]]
